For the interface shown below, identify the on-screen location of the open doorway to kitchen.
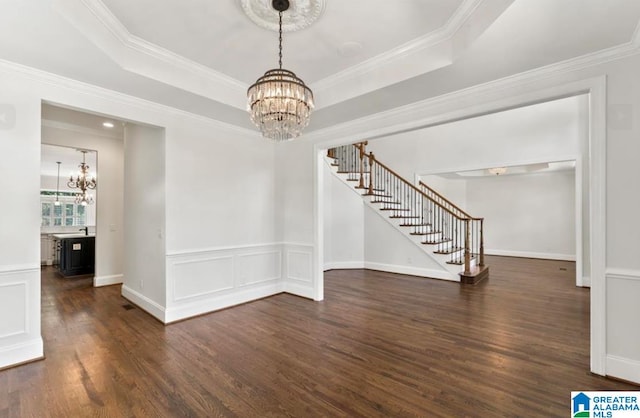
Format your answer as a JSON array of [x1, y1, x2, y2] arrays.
[[40, 103, 125, 289], [40, 145, 97, 280]]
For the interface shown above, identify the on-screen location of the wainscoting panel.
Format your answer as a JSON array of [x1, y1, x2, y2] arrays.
[[0, 266, 43, 369], [0, 282, 26, 339], [238, 251, 281, 286], [605, 269, 640, 384], [283, 243, 315, 299], [172, 255, 235, 301], [165, 244, 285, 323]]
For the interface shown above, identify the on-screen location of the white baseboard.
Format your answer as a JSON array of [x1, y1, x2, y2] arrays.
[[121, 285, 167, 323], [323, 261, 365, 271], [283, 280, 315, 299], [364, 262, 457, 281], [485, 249, 576, 261], [606, 354, 640, 385], [581, 276, 591, 287], [164, 282, 283, 324], [0, 337, 43, 370], [94, 274, 123, 287]]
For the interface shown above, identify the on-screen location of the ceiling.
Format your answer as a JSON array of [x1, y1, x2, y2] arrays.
[[41, 104, 123, 178], [2, 0, 640, 132]]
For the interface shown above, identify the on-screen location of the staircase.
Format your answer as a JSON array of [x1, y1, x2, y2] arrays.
[[326, 142, 489, 284]]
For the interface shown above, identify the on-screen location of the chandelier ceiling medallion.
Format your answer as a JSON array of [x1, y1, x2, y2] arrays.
[[68, 150, 97, 206], [246, 0, 315, 141]]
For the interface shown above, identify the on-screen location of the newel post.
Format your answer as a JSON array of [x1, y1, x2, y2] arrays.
[[479, 218, 485, 267], [367, 152, 375, 195], [463, 218, 471, 275]]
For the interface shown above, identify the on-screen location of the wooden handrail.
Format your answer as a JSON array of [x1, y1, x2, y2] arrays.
[[330, 143, 485, 273], [418, 180, 474, 219], [370, 154, 471, 221]]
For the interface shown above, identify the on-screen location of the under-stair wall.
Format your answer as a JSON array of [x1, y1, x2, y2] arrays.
[[325, 143, 488, 283]]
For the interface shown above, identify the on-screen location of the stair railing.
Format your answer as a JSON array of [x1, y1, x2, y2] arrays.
[[329, 143, 485, 274]]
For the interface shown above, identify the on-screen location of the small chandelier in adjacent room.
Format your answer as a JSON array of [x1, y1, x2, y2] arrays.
[[247, 0, 314, 141], [488, 167, 508, 176], [68, 150, 96, 206], [54, 161, 62, 206]]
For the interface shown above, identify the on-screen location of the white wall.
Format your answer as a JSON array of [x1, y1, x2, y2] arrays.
[[465, 170, 576, 260], [420, 175, 467, 210], [0, 80, 42, 368], [0, 58, 290, 365], [322, 163, 364, 270], [363, 207, 450, 277], [42, 124, 124, 286], [121, 124, 166, 317]]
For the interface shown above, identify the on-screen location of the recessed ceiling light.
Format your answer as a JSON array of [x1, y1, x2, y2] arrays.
[[103, 122, 115, 128]]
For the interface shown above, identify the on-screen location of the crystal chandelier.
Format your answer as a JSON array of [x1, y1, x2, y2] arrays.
[[247, 0, 314, 141], [68, 150, 96, 206]]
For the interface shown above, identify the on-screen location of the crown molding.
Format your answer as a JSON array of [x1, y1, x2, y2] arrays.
[[41, 119, 122, 139], [304, 37, 640, 144], [53, 0, 248, 110], [0, 58, 258, 138], [53, 0, 509, 111], [310, 0, 511, 109]]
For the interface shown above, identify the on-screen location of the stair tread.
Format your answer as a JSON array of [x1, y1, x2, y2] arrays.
[[400, 223, 432, 227], [435, 246, 465, 255], [446, 255, 478, 265], [422, 239, 453, 245], [389, 215, 421, 219], [410, 231, 441, 236], [380, 208, 411, 211]]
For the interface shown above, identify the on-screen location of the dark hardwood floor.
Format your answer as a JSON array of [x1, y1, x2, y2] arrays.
[[0, 256, 636, 417]]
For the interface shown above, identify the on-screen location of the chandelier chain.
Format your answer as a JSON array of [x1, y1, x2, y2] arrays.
[[278, 11, 283, 69]]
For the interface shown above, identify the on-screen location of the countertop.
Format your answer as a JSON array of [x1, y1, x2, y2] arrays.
[[51, 233, 96, 239]]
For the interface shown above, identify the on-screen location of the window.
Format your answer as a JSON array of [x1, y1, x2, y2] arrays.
[[40, 192, 87, 227]]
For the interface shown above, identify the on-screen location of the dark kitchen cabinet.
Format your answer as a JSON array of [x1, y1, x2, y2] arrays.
[[58, 236, 95, 276]]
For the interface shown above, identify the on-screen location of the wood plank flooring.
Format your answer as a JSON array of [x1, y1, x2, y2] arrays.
[[0, 256, 636, 417]]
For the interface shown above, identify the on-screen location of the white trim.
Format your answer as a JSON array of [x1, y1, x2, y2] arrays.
[[0, 265, 40, 274], [42, 119, 122, 139], [167, 242, 283, 257], [313, 146, 325, 302], [283, 281, 315, 299], [311, 0, 499, 109], [484, 249, 576, 261], [121, 285, 166, 323], [363, 262, 459, 282], [52, 0, 247, 110], [0, 338, 44, 370], [164, 282, 283, 324], [323, 261, 365, 271], [606, 355, 640, 384], [582, 276, 591, 287], [0, 59, 257, 138], [93, 274, 123, 287], [606, 269, 640, 282], [575, 157, 584, 288], [588, 76, 607, 376]]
